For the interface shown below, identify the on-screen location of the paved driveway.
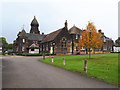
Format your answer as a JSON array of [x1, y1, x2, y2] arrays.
[[2, 56, 118, 88]]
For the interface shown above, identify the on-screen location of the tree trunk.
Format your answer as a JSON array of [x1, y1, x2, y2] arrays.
[[86, 49, 88, 54], [93, 48, 95, 54]]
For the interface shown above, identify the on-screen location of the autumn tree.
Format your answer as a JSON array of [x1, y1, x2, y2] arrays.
[[78, 22, 103, 59]]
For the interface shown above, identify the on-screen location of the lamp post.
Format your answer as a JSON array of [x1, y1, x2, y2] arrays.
[[52, 42, 55, 54], [89, 31, 91, 59]]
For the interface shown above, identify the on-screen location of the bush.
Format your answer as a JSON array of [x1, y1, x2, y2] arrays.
[[27, 54, 42, 56], [21, 53, 27, 56], [43, 53, 56, 56]]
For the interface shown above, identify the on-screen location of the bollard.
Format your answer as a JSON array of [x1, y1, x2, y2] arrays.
[[43, 54, 45, 60], [52, 57, 54, 63], [84, 59, 87, 73], [63, 57, 65, 65]]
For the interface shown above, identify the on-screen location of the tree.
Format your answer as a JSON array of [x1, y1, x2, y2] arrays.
[[8, 44, 13, 49], [0, 37, 8, 53], [78, 22, 103, 59], [115, 37, 120, 45]]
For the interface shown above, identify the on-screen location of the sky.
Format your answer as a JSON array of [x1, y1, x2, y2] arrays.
[[0, 0, 119, 43]]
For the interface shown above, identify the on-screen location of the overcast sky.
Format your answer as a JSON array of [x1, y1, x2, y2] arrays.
[[0, 0, 119, 43]]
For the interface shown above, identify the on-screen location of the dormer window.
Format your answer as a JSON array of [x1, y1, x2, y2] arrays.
[[23, 39, 25, 43]]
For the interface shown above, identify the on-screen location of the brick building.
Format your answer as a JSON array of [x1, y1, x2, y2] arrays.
[[13, 16, 114, 55]]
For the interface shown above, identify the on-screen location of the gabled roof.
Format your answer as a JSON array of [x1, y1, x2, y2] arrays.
[[30, 43, 39, 48], [17, 29, 26, 36], [69, 25, 83, 35], [41, 28, 64, 43], [27, 33, 46, 41]]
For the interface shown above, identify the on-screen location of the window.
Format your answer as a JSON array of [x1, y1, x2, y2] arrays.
[[103, 37, 106, 42], [46, 43, 49, 51], [76, 34, 78, 39], [61, 37, 67, 48], [103, 46, 107, 50], [17, 47, 18, 51], [22, 46, 25, 51], [43, 45, 45, 51], [35, 41, 38, 44], [81, 47, 85, 50], [23, 39, 25, 43], [40, 45, 42, 51]]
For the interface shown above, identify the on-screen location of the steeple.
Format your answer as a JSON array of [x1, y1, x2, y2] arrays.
[[30, 16, 40, 34], [64, 20, 68, 29]]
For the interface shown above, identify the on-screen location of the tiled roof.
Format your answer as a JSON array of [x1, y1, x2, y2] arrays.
[[41, 28, 63, 43], [27, 33, 46, 41], [69, 25, 83, 35]]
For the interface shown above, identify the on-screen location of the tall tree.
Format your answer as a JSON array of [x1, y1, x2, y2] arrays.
[[78, 22, 103, 59]]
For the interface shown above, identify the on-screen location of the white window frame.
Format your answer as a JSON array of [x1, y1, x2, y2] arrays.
[[23, 39, 25, 43]]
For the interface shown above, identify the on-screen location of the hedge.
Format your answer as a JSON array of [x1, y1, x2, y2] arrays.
[[16, 53, 56, 56]]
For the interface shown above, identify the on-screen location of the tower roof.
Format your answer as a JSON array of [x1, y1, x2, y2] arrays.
[[31, 16, 39, 25]]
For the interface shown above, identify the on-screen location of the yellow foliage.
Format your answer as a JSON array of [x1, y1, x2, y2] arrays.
[[78, 22, 103, 49]]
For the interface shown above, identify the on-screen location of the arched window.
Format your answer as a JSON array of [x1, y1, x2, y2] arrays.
[[61, 37, 67, 48]]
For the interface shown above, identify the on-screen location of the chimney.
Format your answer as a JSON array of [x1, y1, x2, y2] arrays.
[[98, 29, 102, 33], [65, 20, 68, 29], [42, 32, 44, 35]]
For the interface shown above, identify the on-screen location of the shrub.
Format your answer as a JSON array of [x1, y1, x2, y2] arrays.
[[16, 53, 56, 56], [27, 54, 42, 56]]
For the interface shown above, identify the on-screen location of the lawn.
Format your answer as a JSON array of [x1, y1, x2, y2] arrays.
[[40, 54, 119, 86], [0, 54, 5, 56]]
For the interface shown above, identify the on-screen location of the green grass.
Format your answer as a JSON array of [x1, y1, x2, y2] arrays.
[[40, 54, 119, 86], [0, 54, 5, 56]]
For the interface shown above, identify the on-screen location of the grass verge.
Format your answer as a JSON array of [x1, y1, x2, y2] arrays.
[[40, 54, 118, 86]]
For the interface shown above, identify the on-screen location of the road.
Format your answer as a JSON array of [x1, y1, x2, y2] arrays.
[[2, 55, 118, 88]]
